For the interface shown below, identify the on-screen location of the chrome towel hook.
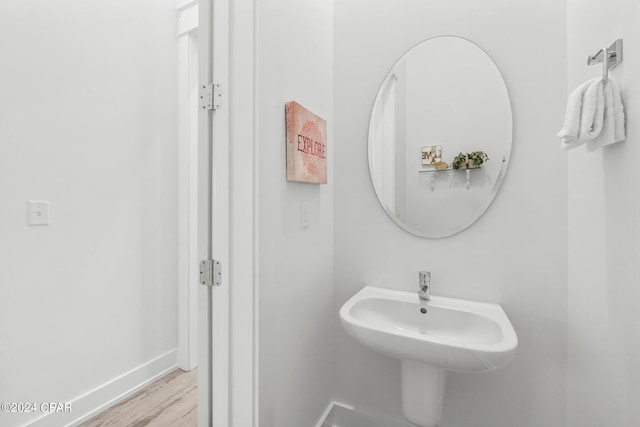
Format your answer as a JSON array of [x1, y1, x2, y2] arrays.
[[587, 39, 623, 86]]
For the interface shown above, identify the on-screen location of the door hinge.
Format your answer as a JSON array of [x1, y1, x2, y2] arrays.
[[200, 259, 222, 286], [199, 83, 222, 111]]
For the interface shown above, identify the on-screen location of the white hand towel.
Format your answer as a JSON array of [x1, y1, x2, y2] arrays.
[[557, 77, 602, 150], [579, 79, 605, 140], [587, 78, 626, 151]]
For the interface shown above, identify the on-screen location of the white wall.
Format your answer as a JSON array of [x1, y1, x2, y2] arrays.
[[256, 0, 334, 426], [334, 1, 568, 426], [0, 1, 178, 426], [566, 1, 640, 426]]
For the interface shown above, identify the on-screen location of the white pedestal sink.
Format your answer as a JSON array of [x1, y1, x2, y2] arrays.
[[339, 286, 518, 427]]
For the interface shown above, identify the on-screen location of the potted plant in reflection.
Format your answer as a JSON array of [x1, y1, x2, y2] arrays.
[[452, 151, 489, 169]]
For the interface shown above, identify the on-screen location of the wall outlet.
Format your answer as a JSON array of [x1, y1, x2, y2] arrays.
[[27, 201, 50, 226]]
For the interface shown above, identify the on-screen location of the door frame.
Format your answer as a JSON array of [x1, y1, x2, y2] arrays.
[[198, 0, 257, 426], [177, 0, 199, 372], [226, 0, 257, 425]]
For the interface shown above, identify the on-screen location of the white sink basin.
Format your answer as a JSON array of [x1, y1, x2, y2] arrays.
[[340, 286, 518, 372]]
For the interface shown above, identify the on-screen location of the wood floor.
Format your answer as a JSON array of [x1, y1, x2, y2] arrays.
[[80, 368, 197, 427]]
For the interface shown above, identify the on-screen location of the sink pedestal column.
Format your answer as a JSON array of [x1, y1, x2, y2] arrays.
[[401, 360, 446, 427]]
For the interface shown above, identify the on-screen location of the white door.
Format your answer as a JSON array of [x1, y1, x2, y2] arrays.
[[195, 0, 256, 425], [198, 0, 230, 426]]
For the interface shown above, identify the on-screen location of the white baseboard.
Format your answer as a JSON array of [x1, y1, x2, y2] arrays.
[[316, 400, 415, 427], [26, 349, 178, 427], [315, 401, 342, 427]]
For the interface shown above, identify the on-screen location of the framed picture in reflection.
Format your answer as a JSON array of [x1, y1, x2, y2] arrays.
[[422, 145, 442, 165]]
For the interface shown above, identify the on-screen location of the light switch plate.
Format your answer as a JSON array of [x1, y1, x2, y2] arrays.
[[27, 201, 50, 226], [300, 201, 310, 229]]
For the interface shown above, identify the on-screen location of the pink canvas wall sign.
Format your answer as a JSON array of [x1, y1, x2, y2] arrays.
[[286, 101, 327, 184]]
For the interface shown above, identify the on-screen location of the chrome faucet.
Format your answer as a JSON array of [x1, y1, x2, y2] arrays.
[[418, 271, 431, 301]]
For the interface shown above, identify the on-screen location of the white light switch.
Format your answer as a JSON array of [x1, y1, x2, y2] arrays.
[[27, 201, 50, 226], [300, 201, 310, 229]]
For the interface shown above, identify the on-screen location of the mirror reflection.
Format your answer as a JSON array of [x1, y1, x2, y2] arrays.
[[368, 36, 512, 238]]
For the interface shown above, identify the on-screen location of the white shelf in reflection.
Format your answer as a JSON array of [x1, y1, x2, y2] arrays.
[[418, 167, 487, 190]]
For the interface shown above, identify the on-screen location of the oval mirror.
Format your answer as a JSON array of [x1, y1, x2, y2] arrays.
[[368, 36, 512, 238]]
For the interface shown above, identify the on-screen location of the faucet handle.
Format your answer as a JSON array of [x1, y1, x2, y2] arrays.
[[418, 271, 431, 301], [419, 271, 431, 284]]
